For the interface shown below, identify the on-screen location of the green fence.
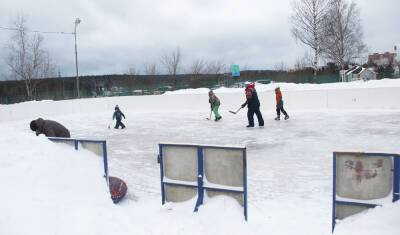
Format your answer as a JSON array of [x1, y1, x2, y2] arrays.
[[0, 73, 343, 105]]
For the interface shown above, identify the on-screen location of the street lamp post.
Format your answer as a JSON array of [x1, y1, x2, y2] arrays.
[[74, 18, 81, 98]]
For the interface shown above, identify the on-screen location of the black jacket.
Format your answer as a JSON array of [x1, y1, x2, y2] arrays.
[[113, 110, 125, 121], [243, 88, 260, 109]]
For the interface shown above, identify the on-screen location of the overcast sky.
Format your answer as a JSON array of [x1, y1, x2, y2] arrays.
[[0, 0, 399, 78]]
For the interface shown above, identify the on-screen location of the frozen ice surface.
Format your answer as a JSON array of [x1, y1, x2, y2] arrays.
[[66, 110, 400, 203]]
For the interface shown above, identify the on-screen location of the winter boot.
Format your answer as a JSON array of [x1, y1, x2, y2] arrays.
[[274, 116, 280, 121], [246, 125, 254, 128], [284, 115, 290, 120]]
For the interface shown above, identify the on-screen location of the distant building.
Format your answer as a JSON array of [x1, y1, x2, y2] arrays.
[[368, 52, 396, 67], [340, 66, 377, 82]]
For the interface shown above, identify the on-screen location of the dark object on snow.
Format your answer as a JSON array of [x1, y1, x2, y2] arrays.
[[241, 83, 264, 127], [30, 118, 70, 138], [112, 105, 126, 129], [229, 107, 242, 114], [109, 176, 128, 203]]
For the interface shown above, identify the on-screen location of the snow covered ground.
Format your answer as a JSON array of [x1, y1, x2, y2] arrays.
[[1, 79, 400, 235]]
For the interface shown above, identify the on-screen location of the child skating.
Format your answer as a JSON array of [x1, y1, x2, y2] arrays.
[[274, 87, 289, 120], [112, 105, 126, 129], [241, 82, 264, 127], [208, 90, 222, 121]]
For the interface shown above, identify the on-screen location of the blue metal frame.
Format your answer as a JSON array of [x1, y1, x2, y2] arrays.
[[159, 143, 248, 220], [332, 152, 337, 233], [194, 146, 204, 212], [159, 144, 166, 205], [332, 152, 400, 233], [102, 141, 109, 186], [243, 148, 248, 220], [393, 157, 400, 202], [48, 137, 109, 184], [335, 200, 379, 208]]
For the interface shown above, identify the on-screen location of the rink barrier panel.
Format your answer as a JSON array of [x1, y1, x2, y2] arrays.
[[48, 137, 109, 186], [332, 152, 400, 233], [159, 143, 247, 220]]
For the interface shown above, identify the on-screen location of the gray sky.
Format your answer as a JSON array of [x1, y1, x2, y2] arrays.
[[0, 0, 399, 78]]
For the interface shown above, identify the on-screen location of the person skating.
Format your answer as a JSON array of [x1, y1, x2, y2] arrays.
[[30, 118, 71, 138], [208, 90, 222, 121], [274, 87, 289, 120], [241, 82, 264, 127], [113, 105, 126, 129]]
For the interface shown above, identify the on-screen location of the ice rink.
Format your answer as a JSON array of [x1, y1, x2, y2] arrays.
[[1, 80, 400, 234]]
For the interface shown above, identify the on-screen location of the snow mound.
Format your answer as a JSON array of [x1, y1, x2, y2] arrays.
[[164, 79, 400, 95], [0, 129, 115, 234], [334, 202, 400, 235]]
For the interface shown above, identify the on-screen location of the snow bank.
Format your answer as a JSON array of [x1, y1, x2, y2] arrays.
[[0, 128, 114, 234], [2, 79, 400, 123], [165, 79, 400, 94], [334, 202, 400, 235], [0, 128, 261, 235]]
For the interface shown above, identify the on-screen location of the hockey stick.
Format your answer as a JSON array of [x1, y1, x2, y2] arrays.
[[206, 110, 212, 120], [108, 120, 113, 129], [229, 107, 242, 114]]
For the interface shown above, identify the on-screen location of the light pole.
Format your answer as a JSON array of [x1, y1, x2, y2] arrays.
[[74, 18, 81, 98]]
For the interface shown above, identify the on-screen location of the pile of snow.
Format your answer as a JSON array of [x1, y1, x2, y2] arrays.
[[334, 203, 400, 235], [0, 127, 261, 234], [165, 79, 400, 95], [0, 128, 114, 234]]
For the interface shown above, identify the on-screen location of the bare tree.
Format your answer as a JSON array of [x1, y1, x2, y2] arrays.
[[188, 59, 206, 75], [274, 61, 288, 72], [205, 60, 227, 75], [128, 66, 140, 75], [290, 0, 329, 77], [322, 0, 366, 70], [294, 51, 313, 70], [6, 16, 55, 100], [143, 62, 159, 75], [161, 47, 181, 76]]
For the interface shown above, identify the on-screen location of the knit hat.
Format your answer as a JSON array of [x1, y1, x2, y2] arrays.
[[245, 82, 255, 89], [115, 105, 119, 110], [30, 120, 38, 131]]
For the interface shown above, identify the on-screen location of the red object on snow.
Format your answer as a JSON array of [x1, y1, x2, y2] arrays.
[[109, 176, 127, 203]]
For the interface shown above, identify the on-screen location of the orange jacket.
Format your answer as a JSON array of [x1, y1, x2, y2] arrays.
[[275, 90, 282, 105]]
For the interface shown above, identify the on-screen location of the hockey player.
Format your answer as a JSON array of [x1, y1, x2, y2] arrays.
[[241, 82, 264, 127], [274, 87, 289, 120], [113, 105, 126, 129], [208, 90, 222, 121]]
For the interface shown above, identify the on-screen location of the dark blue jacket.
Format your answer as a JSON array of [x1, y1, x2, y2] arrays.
[[113, 110, 125, 121]]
